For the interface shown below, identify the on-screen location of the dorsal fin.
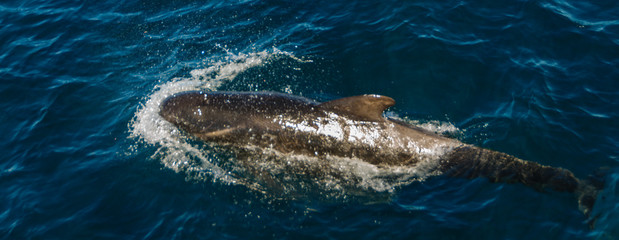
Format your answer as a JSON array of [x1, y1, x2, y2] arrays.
[[318, 94, 395, 121]]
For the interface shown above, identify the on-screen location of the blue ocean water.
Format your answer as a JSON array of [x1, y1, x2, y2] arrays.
[[1, 0, 618, 239]]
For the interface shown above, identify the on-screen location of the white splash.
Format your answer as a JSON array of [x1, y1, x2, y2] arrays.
[[129, 50, 279, 184]]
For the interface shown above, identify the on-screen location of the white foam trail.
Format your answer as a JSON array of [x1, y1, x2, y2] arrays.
[[385, 112, 461, 136], [129, 50, 278, 184], [416, 120, 459, 135]]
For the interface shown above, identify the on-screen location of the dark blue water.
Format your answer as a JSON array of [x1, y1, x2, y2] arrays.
[[1, 0, 618, 239]]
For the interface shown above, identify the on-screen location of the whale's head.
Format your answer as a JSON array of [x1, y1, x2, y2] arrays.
[[159, 91, 246, 135], [159, 91, 318, 136]]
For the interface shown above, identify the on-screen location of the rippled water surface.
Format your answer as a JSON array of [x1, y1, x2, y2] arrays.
[[1, 0, 618, 239]]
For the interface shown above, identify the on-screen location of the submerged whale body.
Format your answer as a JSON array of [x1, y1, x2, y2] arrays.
[[159, 91, 601, 220]]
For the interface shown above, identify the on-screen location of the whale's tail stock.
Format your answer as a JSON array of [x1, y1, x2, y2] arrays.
[[576, 168, 607, 227], [438, 146, 605, 227]]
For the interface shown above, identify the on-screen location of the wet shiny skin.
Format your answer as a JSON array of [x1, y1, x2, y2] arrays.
[[160, 91, 461, 166]]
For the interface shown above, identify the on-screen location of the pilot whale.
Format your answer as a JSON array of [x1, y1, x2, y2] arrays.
[[159, 91, 601, 219]]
